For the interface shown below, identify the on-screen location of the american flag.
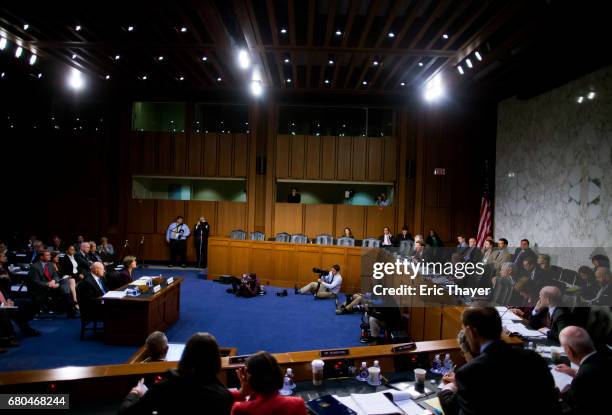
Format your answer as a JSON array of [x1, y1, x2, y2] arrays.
[[476, 160, 492, 248]]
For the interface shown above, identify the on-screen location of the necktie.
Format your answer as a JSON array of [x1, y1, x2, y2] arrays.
[[97, 277, 107, 294], [43, 263, 52, 281]]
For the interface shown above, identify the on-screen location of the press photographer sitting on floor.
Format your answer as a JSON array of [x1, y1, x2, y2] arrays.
[[226, 273, 261, 298], [296, 265, 342, 299]]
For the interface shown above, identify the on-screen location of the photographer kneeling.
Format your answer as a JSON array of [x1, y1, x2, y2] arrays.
[[226, 273, 261, 298], [296, 265, 342, 299]]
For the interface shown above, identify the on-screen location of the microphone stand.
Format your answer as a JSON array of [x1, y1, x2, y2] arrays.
[[138, 236, 147, 268]]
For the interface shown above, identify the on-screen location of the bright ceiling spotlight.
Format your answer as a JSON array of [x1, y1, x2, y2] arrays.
[[335, 30, 342, 36], [388, 32, 395, 38], [127, 25, 134, 32], [457, 65, 464, 75], [238, 49, 250, 69], [475, 51, 482, 61], [0, 37, 7, 50], [286, 78, 291, 83], [201, 56, 208, 61], [442, 34, 449, 39], [373, 60, 379, 66], [250, 79, 263, 97], [23, 24, 29, 31], [15, 46, 23, 58], [68, 68, 84, 90], [180, 27, 187, 33], [466, 58, 473, 68], [114, 54, 121, 60], [105, 74, 110, 80], [324, 79, 330, 84], [328, 59, 334, 65], [75, 25, 81, 31], [280, 28, 287, 34], [587, 91, 595, 100], [418, 62, 423, 67], [577, 96, 584, 103], [29, 54, 37, 65], [423, 73, 444, 102], [400, 82, 405, 86], [179, 76, 184, 81], [217, 77, 222, 82]]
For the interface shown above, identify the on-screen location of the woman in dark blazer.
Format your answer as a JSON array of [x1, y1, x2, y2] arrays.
[[232, 352, 306, 415], [108, 256, 137, 290]]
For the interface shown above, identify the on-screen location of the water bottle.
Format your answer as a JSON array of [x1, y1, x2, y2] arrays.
[[259, 284, 266, 295], [431, 354, 442, 374], [279, 375, 293, 396], [370, 360, 382, 386], [443, 353, 453, 374], [356, 361, 368, 381], [286, 368, 296, 389]]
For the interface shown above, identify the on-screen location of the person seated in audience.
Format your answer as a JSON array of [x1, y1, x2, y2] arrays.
[[51, 251, 79, 310], [396, 225, 413, 243], [119, 332, 234, 415], [463, 237, 483, 263], [591, 254, 610, 272], [77, 262, 108, 322], [492, 238, 512, 272], [438, 307, 560, 415], [379, 226, 395, 247], [73, 235, 85, 251], [108, 256, 137, 290], [26, 250, 76, 317], [226, 273, 261, 297], [59, 245, 81, 281], [513, 238, 536, 270], [536, 254, 559, 280], [88, 241, 103, 263], [232, 351, 306, 415], [554, 326, 611, 415], [0, 252, 10, 296], [529, 286, 573, 342], [0, 241, 7, 257], [492, 262, 519, 286], [576, 266, 598, 301], [98, 236, 115, 261], [28, 240, 43, 263], [340, 227, 354, 239], [296, 264, 342, 299], [520, 256, 552, 288], [480, 239, 495, 264], [509, 278, 539, 318], [410, 241, 433, 263], [584, 266, 611, 306], [456, 235, 468, 254], [374, 193, 389, 207], [49, 235, 65, 253], [142, 331, 169, 363], [287, 187, 301, 203], [425, 228, 443, 248], [74, 242, 93, 276]]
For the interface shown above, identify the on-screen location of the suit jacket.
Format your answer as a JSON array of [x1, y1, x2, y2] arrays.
[[74, 251, 92, 275], [563, 352, 612, 415], [27, 261, 60, 290], [513, 247, 536, 268], [378, 234, 396, 247], [107, 269, 133, 290], [492, 248, 512, 270], [231, 391, 306, 415], [119, 370, 233, 415], [59, 255, 78, 278], [591, 282, 611, 306], [529, 307, 573, 341], [439, 340, 560, 415], [463, 247, 483, 263]]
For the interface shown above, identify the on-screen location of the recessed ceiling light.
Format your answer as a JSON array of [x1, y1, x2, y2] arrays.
[[286, 78, 292, 83], [105, 74, 110, 80], [217, 77, 222, 82], [202, 56, 208, 61], [179, 76, 184, 81], [577, 96, 584, 103], [15, 47, 23, 58], [0, 37, 6, 50], [328, 59, 334, 65], [324, 79, 330, 84], [180, 27, 187, 33], [388, 32, 395, 38], [373, 60, 379, 66], [23, 24, 29, 31], [114, 54, 121, 60], [29, 54, 37, 65], [284, 58, 290, 63], [400, 82, 405, 86], [335, 30, 342, 36], [142, 75, 147, 80], [362, 80, 367, 85], [1, 72, 5, 78], [127, 25, 134, 32], [418, 62, 423, 67], [466, 58, 473, 68], [587, 92, 595, 100], [158, 55, 164, 61], [457, 65, 464, 75], [475, 51, 482, 61], [75, 25, 81, 31], [37, 72, 42, 78], [280, 28, 287, 34], [72, 54, 77, 59], [442, 34, 449, 39]]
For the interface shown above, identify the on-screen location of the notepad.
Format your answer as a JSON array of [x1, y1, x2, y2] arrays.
[[332, 390, 425, 415], [550, 367, 573, 391], [102, 290, 127, 299], [422, 397, 445, 414]]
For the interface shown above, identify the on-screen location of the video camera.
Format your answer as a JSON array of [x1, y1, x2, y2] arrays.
[[312, 267, 328, 276]]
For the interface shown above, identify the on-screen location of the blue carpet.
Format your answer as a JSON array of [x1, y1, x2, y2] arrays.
[[0, 268, 362, 372]]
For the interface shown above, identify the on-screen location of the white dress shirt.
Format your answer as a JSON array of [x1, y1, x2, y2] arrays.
[[320, 272, 342, 294]]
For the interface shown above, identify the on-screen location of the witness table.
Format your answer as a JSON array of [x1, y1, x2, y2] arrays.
[[102, 277, 183, 346]]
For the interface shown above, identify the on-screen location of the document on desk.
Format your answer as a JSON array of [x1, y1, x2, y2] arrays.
[[102, 290, 127, 299], [334, 390, 425, 415], [550, 367, 573, 391]]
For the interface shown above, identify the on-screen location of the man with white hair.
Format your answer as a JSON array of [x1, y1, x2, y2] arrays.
[[586, 266, 611, 306], [529, 286, 573, 341], [555, 326, 611, 414], [76, 262, 107, 320], [143, 331, 169, 362]]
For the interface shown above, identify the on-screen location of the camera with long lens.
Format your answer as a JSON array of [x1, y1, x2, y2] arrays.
[[312, 267, 328, 276]]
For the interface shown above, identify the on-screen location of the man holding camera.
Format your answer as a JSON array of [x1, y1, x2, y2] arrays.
[[296, 265, 342, 299]]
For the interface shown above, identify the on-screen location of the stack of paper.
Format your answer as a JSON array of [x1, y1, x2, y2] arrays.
[[333, 390, 426, 415], [549, 367, 573, 391], [102, 290, 127, 299], [503, 322, 546, 339]]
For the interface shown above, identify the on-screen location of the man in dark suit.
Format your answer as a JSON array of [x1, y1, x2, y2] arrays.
[[74, 242, 93, 276], [76, 262, 107, 322], [513, 239, 536, 271], [529, 286, 573, 342], [463, 237, 483, 263], [555, 326, 612, 415], [26, 250, 75, 317], [521, 256, 554, 288], [586, 266, 611, 306], [379, 227, 396, 248], [438, 307, 560, 415]]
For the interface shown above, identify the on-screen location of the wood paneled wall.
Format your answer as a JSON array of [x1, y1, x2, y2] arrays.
[[276, 135, 397, 182], [273, 203, 396, 239]]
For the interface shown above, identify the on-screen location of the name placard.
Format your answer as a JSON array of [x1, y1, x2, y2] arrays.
[[153, 285, 161, 294], [320, 349, 350, 357], [166, 277, 174, 284], [391, 343, 416, 353], [229, 355, 252, 365]]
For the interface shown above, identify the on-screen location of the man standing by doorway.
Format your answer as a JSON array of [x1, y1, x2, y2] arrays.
[[165, 216, 190, 267]]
